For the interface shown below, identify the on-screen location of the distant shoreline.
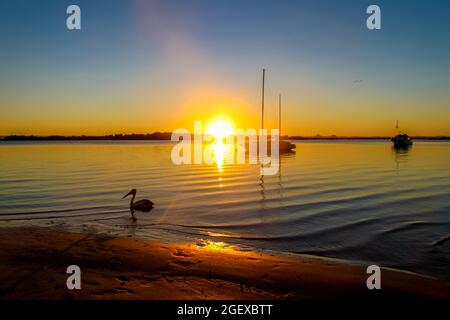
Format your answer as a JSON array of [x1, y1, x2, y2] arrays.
[[1, 133, 450, 141]]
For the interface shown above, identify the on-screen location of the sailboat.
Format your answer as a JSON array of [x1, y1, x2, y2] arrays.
[[277, 93, 296, 152], [391, 120, 413, 148], [260, 69, 296, 152]]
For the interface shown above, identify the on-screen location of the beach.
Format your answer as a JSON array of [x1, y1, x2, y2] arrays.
[[0, 227, 449, 300]]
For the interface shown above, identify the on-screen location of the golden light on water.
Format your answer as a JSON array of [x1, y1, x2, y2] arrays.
[[196, 239, 249, 256], [213, 142, 225, 173], [205, 116, 235, 173], [196, 240, 231, 251]]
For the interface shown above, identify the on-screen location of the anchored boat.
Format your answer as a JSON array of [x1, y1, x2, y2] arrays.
[[391, 121, 413, 148], [260, 69, 295, 152]]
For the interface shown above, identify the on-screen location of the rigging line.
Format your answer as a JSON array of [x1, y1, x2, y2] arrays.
[[265, 69, 278, 129]]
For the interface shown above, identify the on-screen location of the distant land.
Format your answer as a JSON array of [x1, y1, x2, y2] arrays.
[[1, 133, 450, 141], [1, 133, 172, 141]]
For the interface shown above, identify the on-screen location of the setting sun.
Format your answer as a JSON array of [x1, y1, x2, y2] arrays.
[[205, 117, 235, 141]]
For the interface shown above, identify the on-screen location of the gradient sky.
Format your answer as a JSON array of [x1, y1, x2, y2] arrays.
[[1, 0, 449, 136]]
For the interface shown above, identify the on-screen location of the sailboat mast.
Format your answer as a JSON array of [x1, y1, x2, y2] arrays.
[[261, 68, 265, 130], [278, 93, 281, 136]]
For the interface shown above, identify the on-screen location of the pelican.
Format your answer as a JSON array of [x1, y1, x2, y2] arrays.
[[122, 189, 154, 219]]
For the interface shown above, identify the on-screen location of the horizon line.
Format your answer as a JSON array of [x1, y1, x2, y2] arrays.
[[2, 133, 450, 141]]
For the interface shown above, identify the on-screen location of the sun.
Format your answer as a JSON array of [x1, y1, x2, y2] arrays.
[[205, 117, 234, 140]]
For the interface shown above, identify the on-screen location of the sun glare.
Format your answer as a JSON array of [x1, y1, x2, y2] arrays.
[[205, 117, 234, 140], [204, 117, 235, 173]]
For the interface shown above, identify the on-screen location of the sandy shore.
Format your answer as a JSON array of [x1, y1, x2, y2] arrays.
[[0, 227, 448, 300]]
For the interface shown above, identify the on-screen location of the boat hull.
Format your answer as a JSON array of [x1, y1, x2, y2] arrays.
[[391, 135, 413, 148]]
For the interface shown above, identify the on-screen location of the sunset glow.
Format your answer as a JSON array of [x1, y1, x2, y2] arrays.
[[205, 117, 235, 141], [1, 1, 449, 137]]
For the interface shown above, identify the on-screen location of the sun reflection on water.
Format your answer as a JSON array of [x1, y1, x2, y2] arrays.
[[203, 139, 235, 174], [213, 141, 225, 173], [196, 240, 230, 251], [204, 117, 236, 174]]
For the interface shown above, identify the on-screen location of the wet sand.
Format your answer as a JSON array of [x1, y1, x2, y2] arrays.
[[0, 227, 449, 300]]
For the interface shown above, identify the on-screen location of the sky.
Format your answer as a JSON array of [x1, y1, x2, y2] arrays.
[[0, 0, 449, 136]]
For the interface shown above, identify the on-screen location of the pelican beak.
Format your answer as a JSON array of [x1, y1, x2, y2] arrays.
[[122, 191, 132, 199]]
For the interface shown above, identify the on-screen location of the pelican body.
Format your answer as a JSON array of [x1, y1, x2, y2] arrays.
[[122, 189, 154, 219]]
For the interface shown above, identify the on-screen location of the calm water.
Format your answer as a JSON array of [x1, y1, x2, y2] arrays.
[[1, 140, 449, 280]]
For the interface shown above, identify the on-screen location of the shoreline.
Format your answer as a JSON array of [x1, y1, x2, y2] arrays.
[[0, 136, 450, 143], [0, 227, 449, 300]]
